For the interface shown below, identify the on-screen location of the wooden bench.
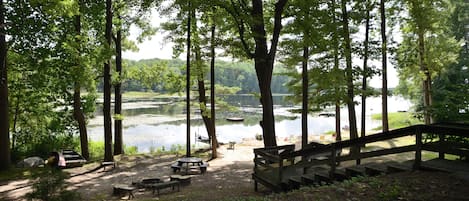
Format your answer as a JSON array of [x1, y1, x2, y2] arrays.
[[146, 181, 180, 195], [102, 161, 116, 171], [171, 162, 181, 173], [113, 184, 136, 199], [199, 162, 208, 174], [170, 175, 192, 186]]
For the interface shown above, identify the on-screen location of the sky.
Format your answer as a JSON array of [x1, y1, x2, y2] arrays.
[[122, 11, 399, 88]]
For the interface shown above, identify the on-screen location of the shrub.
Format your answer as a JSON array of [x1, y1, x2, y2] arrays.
[[26, 168, 81, 201]]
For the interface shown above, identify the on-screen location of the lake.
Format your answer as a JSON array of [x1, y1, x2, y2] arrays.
[[87, 95, 411, 153]]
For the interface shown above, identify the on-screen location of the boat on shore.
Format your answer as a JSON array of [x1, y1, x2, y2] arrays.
[[226, 117, 244, 122]]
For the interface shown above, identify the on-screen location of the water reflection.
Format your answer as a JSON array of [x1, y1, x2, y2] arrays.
[[88, 95, 411, 153]]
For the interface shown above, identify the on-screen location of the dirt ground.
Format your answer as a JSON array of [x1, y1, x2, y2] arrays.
[[2, 135, 469, 201]]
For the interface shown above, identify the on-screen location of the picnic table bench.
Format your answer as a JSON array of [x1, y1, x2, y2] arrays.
[[101, 161, 116, 171], [113, 184, 136, 199], [146, 180, 180, 195]]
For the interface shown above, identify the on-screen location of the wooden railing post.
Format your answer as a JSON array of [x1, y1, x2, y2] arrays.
[[278, 158, 283, 184], [414, 127, 422, 170], [329, 144, 337, 179], [438, 134, 445, 159], [254, 152, 258, 192]]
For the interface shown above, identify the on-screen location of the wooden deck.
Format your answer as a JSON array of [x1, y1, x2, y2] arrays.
[[252, 123, 469, 192]]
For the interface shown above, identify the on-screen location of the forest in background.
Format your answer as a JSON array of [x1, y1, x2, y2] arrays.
[[114, 58, 291, 94]]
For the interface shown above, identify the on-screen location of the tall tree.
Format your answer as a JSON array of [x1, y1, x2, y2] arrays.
[[114, 14, 123, 155], [0, 0, 10, 170], [380, 0, 389, 131], [185, 1, 191, 157], [396, 0, 460, 124], [72, 0, 90, 160], [340, 0, 359, 151], [216, 0, 288, 147], [209, 20, 218, 158], [103, 0, 114, 162], [301, 46, 308, 148], [361, 1, 371, 138], [331, 0, 342, 142]]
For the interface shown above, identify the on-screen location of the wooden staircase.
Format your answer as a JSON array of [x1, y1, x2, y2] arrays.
[[252, 123, 469, 192], [282, 161, 413, 191]]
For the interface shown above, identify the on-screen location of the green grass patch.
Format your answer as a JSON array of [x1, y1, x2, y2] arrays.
[[0, 167, 50, 181], [372, 112, 422, 130]]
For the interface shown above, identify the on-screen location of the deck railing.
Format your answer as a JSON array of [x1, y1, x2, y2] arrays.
[[253, 123, 469, 192]]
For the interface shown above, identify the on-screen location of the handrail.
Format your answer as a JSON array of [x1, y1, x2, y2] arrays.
[[281, 125, 418, 159], [252, 123, 469, 192]]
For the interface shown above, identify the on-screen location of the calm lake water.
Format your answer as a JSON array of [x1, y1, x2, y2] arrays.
[[88, 95, 411, 153]]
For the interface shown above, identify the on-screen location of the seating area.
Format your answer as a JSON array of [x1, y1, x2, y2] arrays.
[[171, 157, 208, 175], [112, 158, 209, 199]]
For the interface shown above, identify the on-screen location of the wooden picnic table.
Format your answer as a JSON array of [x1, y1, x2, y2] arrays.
[[176, 157, 206, 174]]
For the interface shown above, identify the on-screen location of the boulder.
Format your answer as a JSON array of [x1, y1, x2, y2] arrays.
[[17, 156, 45, 168]]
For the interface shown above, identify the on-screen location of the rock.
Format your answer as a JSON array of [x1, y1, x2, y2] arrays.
[[17, 156, 45, 168]]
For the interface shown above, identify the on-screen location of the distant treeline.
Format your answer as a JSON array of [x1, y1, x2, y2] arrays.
[[100, 58, 291, 94]]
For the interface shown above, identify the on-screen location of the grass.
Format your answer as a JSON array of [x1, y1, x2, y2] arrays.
[[0, 167, 51, 181], [371, 112, 423, 130]]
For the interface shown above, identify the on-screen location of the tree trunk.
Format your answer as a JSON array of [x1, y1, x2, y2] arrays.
[[331, 0, 341, 142], [210, 22, 218, 158], [0, 0, 10, 170], [341, 0, 359, 151], [73, 5, 89, 160], [191, 9, 215, 158], [250, 0, 283, 147], [361, 5, 370, 139], [380, 0, 389, 132], [12, 98, 19, 151], [114, 17, 123, 155], [103, 0, 113, 162], [418, 31, 432, 125], [185, 2, 191, 157], [301, 46, 309, 148]]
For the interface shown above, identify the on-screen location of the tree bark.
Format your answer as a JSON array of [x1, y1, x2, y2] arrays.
[[73, 3, 90, 160], [114, 16, 123, 155], [301, 46, 309, 148], [341, 0, 359, 149], [185, 2, 191, 157], [331, 0, 341, 142], [103, 0, 113, 162], [0, 0, 10, 170], [210, 22, 218, 158], [361, 4, 370, 139], [418, 30, 432, 125], [380, 0, 389, 132], [191, 9, 215, 158], [250, 0, 287, 147]]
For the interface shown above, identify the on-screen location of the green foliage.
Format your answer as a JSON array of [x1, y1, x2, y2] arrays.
[[371, 112, 422, 130], [121, 58, 290, 95], [26, 168, 81, 201]]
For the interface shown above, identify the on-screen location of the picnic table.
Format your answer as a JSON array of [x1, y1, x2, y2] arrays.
[[171, 157, 207, 174]]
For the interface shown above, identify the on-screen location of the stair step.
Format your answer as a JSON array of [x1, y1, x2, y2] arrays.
[[345, 166, 366, 177], [301, 174, 316, 184], [314, 171, 332, 184], [285, 176, 302, 190], [333, 169, 349, 181], [387, 163, 412, 174], [365, 164, 387, 176]]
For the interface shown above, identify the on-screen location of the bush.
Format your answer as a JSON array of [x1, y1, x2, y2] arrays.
[[26, 168, 81, 201]]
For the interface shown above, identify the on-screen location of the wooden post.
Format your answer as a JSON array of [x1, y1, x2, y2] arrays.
[[329, 145, 337, 179], [254, 151, 258, 191], [278, 158, 283, 185], [414, 128, 422, 170], [438, 134, 445, 159]]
